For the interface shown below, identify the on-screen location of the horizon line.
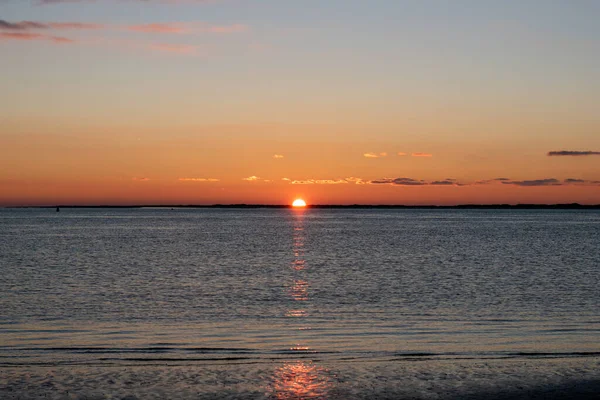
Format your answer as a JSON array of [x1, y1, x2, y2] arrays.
[[4, 203, 600, 209]]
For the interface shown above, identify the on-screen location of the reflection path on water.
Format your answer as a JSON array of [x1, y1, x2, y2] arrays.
[[269, 210, 334, 398], [270, 362, 333, 400]]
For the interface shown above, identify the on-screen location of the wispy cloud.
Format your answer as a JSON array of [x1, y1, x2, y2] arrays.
[[364, 152, 387, 158], [282, 177, 367, 185], [242, 176, 260, 181], [273, 154, 284, 159], [0, 18, 245, 53], [345, 177, 367, 185], [397, 152, 407, 156], [548, 150, 600, 156], [1, 18, 244, 35], [132, 177, 150, 181], [290, 179, 349, 185], [178, 177, 219, 182], [0, 19, 103, 30], [411, 152, 432, 157], [0, 32, 73, 43]]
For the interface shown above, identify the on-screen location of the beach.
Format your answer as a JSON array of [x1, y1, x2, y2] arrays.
[[2, 356, 600, 399]]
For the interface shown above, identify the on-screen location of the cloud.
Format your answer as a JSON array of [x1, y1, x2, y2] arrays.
[[273, 154, 284, 159], [292, 179, 349, 185], [501, 179, 561, 187], [279, 175, 600, 188], [548, 151, 600, 156], [0, 32, 74, 43], [243, 176, 260, 181], [0, 20, 100, 43], [412, 152, 432, 157], [0, 20, 49, 30], [371, 177, 427, 186], [0, 19, 242, 35], [0, 18, 245, 55], [562, 179, 600, 185], [178, 178, 219, 182], [345, 177, 367, 185], [364, 152, 387, 158], [499, 178, 600, 187], [397, 152, 407, 156], [475, 178, 509, 184], [0, 19, 102, 30], [282, 177, 367, 185]]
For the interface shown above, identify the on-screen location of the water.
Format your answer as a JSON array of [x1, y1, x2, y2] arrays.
[[1, 208, 600, 398]]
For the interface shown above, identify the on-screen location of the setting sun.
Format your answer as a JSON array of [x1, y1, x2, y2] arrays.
[[292, 199, 307, 207]]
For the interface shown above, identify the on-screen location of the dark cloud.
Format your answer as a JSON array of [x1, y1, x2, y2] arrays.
[[548, 151, 600, 156], [371, 176, 598, 187], [502, 179, 561, 187], [0, 19, 49, 30], [0, 19, 102, 31], [370, 178, 428, 186]]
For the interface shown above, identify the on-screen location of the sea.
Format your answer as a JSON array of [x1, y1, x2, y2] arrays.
[[1, 208, 599, 399]]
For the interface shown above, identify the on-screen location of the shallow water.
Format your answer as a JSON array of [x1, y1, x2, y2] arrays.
[[1, 208, 599, 398]]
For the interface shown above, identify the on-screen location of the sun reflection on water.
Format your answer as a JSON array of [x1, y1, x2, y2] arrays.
[[269, 214, 333, 399], [269, 361, 333, 400], [289, 279, 308, 301], [269, 210, 334, 398]]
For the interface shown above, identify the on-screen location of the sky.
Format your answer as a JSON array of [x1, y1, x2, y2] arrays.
[[1, 0, 599, 206]]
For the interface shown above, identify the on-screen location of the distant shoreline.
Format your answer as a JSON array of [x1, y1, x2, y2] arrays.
[[4, 203, 600, 209]]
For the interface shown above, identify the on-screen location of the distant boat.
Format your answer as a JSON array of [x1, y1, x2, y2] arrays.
[[56, 207, 60, 212]]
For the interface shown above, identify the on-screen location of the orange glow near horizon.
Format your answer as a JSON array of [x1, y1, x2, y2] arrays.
[[292, 199, 307, 207]]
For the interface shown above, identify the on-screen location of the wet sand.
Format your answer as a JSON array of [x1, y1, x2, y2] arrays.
[[1, 356, 599, 399]]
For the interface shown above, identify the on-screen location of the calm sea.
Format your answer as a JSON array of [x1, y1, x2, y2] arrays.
[[1, 208, 599, 368]]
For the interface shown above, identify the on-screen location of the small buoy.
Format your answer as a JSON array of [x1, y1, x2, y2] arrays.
[[56, 207, 60, 212]]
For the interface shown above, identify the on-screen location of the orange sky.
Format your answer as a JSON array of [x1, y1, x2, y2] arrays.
[[2, 120, 599, 205]]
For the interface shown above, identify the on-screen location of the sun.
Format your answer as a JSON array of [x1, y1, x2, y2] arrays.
[[292, 199, 307, 207]]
